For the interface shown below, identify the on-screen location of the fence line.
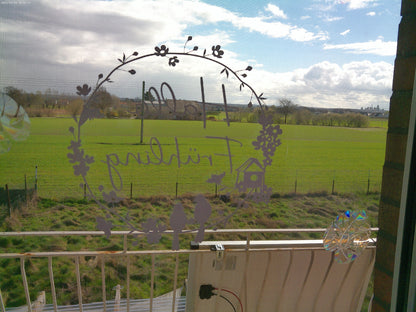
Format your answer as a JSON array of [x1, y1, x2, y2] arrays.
[[0, 169, 382, 203]]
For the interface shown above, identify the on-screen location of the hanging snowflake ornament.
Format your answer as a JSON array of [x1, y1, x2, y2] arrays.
[[323, 210, 371, 263]]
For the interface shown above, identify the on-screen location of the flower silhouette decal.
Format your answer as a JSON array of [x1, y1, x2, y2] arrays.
[[211, 45, 224, 58], [154, 44, 169, 56]]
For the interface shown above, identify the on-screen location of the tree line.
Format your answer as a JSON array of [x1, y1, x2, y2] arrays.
[[2, 86, 121, 118], [3, 87, 371, 128], [226, 98, 370, 128]]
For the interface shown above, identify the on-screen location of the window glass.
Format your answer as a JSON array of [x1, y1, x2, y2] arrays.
[[0, 0, 401, 308]]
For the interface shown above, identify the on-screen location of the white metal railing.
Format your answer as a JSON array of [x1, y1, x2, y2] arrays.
[[0, 228, 378, 312]]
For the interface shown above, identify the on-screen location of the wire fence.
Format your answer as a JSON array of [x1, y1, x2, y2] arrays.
[[0, 174, 36, 216], [0, 168, 382, 207]]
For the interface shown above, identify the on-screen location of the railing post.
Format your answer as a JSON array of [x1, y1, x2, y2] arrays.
[[101, 256, 107, 312], [126, 256, 130, 312], [0, 289, 5, 312], [150, 254, 155, 312], [123, 234, 128, 253], [48, 257, 58, 312], [172, 254, 179, 312], [20, 258, 32, 312], [75, 256, 83, 312]]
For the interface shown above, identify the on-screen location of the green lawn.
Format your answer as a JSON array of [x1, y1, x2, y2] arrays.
[[0, 118, 387, 199], [0, 117, 385, 308]]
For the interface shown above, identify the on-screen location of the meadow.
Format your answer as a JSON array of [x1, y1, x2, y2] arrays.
[[0, 117, 386, 307], [0, 117, 387, 199]]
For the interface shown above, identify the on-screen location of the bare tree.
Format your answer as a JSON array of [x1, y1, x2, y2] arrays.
[[4, 86, 25, 108], [90, 87, 113, 113], [278, 98, 297, 124]]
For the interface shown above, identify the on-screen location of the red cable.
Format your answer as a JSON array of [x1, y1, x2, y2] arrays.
[[215, 288, 243, 312]]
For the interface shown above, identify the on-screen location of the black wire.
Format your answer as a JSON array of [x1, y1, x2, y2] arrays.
[[214, 294, 237, 312]]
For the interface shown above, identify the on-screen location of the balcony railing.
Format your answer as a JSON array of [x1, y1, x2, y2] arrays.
[[0, 229, 377, 312]]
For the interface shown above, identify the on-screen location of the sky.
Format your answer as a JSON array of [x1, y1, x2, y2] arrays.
[[0, 0, 401, 109]]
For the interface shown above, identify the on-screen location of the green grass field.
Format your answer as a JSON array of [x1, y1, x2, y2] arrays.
[[0, 117, 385, 308], [0, 118, 387, 199]]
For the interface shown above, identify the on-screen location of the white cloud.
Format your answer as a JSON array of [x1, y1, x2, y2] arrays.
[[232, 17, 328, 41], [265, 4, 288, 19], [0, 0, 329, 85], [324, 15, 344, 22], [0, 0, 394, 110], [346, 0, 377, 10], [366, 11, 376, 16], [300, 15, 311, 20], [244, 60, 393, 109], [340, 29, 351, 36], [323, 39, 397, 56]]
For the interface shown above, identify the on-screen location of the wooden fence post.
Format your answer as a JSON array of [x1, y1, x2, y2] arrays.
[[35, 166, 38, 194], [5, 184, 11, 217], [24, 174, 27, 201], [295, 170, 298, 194], [130, 182, 133, 199]]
